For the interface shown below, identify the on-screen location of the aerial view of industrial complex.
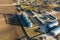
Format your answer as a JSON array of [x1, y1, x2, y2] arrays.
[[0, 0, 60, 40]]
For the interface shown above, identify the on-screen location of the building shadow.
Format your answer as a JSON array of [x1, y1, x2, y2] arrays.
[[58, 19, 60, 26], [2, 14, 30, 40], [4, 14, 20, 26]]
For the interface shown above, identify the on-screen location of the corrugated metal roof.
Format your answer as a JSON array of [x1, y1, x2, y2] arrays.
[[51, 26, 60, 35], [48, 21, 58, 28]]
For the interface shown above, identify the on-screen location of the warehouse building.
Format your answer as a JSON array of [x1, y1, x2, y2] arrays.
[[17, 13, 32, 27], [50, 26, 60, 36], [47, 21, 58, 29], [21, 14, 32, 27]]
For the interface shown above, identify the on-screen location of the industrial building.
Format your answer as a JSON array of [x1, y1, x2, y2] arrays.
[[50, 26, 60, 36], [21, 14, 32, 27], [37, 14, 56, 24], [47, 21, 58, 29], [17, 13, 32, 27], [38, 21, 58, 33], [47, 14, 56, 20]]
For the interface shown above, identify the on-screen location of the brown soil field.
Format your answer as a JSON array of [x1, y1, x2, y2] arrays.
[[0, 14, 25, 40], [0, 0, 14, 4], [0, 6, 16, 14]]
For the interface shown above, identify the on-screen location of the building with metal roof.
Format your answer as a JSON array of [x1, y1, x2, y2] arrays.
[[50, 26, 60, 36], [47, 21, 58, 29], [21, 14, 32, 27]]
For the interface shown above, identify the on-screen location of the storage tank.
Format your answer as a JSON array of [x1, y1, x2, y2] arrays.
[[47, 21, 58, 28], [50, 26, 60, 36]]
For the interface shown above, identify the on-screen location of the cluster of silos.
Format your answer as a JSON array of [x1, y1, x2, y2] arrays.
[[17, 14, 32, 27]]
